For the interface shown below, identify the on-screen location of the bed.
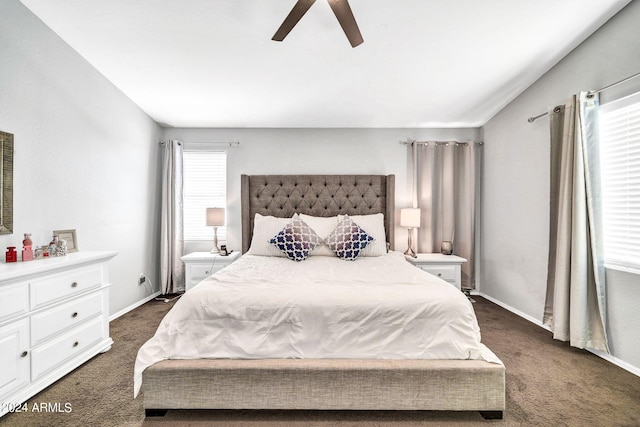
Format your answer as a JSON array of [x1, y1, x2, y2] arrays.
[[137, 174, 505, 419]]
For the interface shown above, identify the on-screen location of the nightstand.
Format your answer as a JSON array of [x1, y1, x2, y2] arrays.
[[181, 251, 241, 291], [405, 253, 467, 291]]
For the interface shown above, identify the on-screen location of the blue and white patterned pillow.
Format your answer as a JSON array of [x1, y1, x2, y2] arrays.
[[269, 214, 322, 261], [325, 215, 374, 261]]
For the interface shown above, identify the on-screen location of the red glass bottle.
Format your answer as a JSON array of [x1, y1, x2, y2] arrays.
[[6, 246, 17, 263]]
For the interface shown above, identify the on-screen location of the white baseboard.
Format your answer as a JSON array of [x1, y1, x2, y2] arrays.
[[476, 292, 640, 378], [109, 291, 162, 322], [588, 349, 640, 377], [476, 292, 552, 331]]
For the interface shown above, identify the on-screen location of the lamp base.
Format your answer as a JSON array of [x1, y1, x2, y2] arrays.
[[404, 247, 417, 258], [210, 227, 220, 254], [404, 227, 417, 258]]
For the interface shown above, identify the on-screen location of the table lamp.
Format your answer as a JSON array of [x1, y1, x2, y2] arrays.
[[206, 207, 225, 254], [400, 208, 421, 258]]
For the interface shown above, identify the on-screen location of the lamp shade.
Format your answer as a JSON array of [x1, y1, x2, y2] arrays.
[[206, 208, 225, 226], [400, 208, 421, 228]]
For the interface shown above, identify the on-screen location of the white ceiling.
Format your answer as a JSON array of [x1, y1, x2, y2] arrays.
[[20, 0, 631, 128]]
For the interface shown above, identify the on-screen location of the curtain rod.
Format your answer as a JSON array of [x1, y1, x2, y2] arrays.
[[527, 71, 640, 123], [159, 141, 240, 146], [399, 139, 483, 146], [190, 141, 240, 146]]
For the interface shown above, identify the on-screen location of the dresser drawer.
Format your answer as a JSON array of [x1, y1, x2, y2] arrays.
[[31, 291, 104, 347], [0, 283, 29, 324], [30, 315, 105, 382], [30, 266, 103, 310], [418, 265, 457, 282]]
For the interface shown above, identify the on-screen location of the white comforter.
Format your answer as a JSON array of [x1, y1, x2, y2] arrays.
[[134, 251, 500, 397]]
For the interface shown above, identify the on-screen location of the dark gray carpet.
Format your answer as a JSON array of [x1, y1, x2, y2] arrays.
[[2, 296, 639, 427]]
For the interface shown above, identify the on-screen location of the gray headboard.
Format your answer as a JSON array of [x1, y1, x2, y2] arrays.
[[241, 174, 395, 253]]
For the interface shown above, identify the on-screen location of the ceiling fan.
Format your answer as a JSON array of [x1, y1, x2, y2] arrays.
[[272, 0, 364, 48]]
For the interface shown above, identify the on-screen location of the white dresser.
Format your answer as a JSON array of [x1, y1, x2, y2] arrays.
[[181, 251, 240, 292], [0, 251, 116, 417], [405, 253, 467, 291]]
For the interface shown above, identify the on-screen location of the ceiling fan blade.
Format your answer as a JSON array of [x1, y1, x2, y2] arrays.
[[272, 0, 317, 42], [327, 0, 363, 47]]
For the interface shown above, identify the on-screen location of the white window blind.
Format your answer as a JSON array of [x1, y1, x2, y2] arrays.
[[183, 150, 227, 241], [599, 91, 640, 272]]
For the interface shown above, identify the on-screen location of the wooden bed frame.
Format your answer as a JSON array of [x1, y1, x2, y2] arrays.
[[142, 174, 505, 420]]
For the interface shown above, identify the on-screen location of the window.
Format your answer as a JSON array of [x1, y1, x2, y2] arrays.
[[599, 91, 640, 272], [183, 150, 227, 241]]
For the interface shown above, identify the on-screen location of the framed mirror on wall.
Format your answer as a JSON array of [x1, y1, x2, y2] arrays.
[[1, 130, 14, 235]]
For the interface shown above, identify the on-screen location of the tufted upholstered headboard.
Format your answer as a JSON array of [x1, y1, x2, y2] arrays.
[[241, 174, 395, 253]]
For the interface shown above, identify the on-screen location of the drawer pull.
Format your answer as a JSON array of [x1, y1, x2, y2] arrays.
[[71, 282, 78, 288], [73, 341, 79, 348], [72, 312, 79, 318], [21, 351, 28, 358]]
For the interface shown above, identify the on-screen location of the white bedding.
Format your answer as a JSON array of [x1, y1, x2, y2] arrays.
[[134, 251, 500, 397]]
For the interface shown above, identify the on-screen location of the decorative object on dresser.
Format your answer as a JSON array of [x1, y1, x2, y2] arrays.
[[5, 246, 17, 263], [48, 235, 59, 257], [53, 229, 78, 253], [56, 239, 68, 256], [405, 253, 467, 291], [205, 208, 225, 254], [400, 208, 421, 258], [0, 251, 117, 418], [21, 233, 33, 261], [181, 251, 240, 292]]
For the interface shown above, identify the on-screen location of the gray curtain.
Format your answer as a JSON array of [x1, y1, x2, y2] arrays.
[[415, 141, 483, 290], [544, 92, 609, 353], [160, 140, 185, 294]]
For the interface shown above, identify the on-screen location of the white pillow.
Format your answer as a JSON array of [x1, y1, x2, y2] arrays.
[[338, 213, 386, 256], [247, 213, 290, 257], [298, 214, 339, 256]]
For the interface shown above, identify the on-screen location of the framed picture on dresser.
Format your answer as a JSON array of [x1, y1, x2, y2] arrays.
[[54, 229, 78, 252]]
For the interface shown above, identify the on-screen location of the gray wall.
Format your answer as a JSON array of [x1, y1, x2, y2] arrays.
[[482, 1, 640, 373], [163, 127, 481, 253], [0, 0, 163, 316]]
